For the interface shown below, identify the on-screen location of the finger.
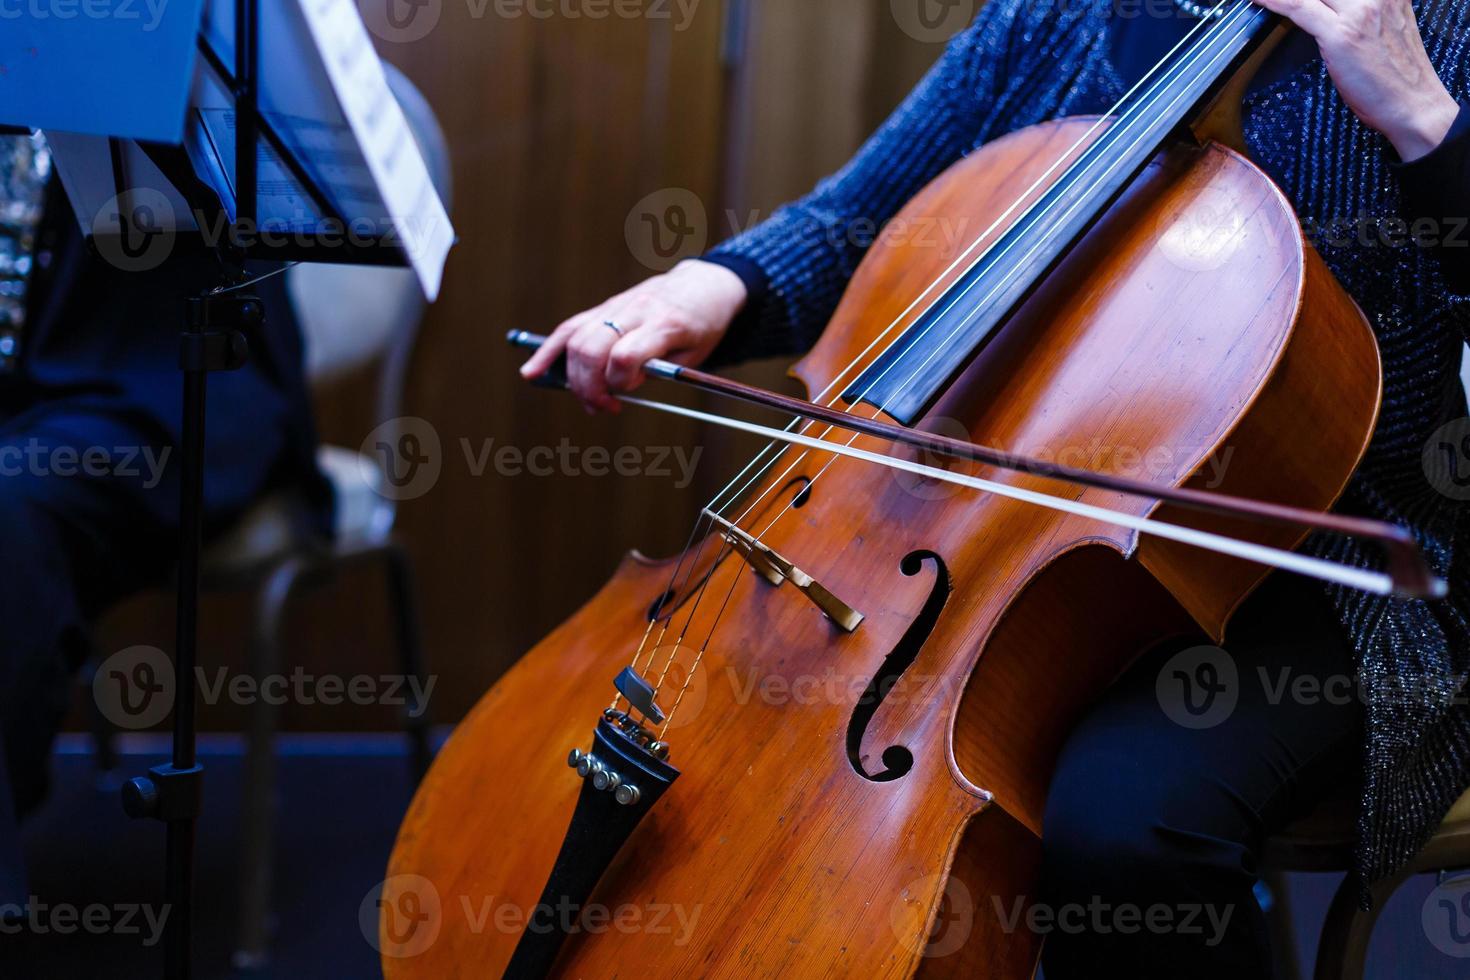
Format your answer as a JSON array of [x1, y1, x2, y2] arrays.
[[519, 314, 590, 379], [605, 323, 689, 392], [1252, 0, 1339, 38], [566, 319, 625, 413]]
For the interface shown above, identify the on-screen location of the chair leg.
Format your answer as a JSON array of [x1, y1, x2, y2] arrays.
[[233, 559, 306, 972], [83, 655, 120, 779], [1311, 870, 1408, 980], [384, 542, 432, 783], [1261, 870, 1303, 980]]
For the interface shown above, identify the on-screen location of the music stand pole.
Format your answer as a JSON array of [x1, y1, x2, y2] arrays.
[[118, 2, 262, 976], [102, 0, 427, 969]]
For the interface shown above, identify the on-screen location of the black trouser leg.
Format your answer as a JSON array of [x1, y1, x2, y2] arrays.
[[0, 410, 173, 905], [1039, 574, 1363, 979]]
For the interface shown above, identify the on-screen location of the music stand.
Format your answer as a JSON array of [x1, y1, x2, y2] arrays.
[[1, 1, 452, 976]]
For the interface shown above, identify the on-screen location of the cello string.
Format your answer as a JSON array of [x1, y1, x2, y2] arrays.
[[747, 0, 1264, 545], [699, 0, 1242, 528], [641, 0, 1249, 718], [651, 0, 1262, 725], [653, 0, 1240, 562], [693, 0, 1252, 553], [648, 0, 1253, 717]]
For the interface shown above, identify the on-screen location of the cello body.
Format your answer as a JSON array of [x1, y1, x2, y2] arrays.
[[383, 117, 1381, 977]]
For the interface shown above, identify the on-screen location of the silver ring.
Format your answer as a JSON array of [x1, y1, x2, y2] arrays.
[[603, 320, 624, 337]]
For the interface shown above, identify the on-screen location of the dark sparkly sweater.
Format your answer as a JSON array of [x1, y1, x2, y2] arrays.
[[703, 1, 1470, 888]]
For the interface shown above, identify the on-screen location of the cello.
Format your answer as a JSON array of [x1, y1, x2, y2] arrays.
[[384, 3, 1444, 976]]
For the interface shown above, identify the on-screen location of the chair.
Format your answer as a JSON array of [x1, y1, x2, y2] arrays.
[[1261, 785, 1470, 978], [1260, 346, 1470, 979], [193, 65, 452, 969]]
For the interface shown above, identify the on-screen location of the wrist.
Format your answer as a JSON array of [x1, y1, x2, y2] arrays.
[[679, 259, 749, 319], [1385, 89, 1461, 163]]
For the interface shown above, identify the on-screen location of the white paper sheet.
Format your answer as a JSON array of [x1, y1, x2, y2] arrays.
[[296, 0, 453, 300]]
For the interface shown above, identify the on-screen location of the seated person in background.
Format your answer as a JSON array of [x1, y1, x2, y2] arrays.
[[0, 133, 330, 903]]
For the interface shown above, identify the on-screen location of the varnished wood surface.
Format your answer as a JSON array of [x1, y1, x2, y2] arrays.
[[384, 118, 1380, 977]]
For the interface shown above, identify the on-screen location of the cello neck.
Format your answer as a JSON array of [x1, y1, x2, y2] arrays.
[[843, 1, 1280, 423]]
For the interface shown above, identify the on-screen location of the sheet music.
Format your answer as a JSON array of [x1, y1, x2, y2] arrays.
[[297, 0, 453, 300], [43, 0, 454, 300]]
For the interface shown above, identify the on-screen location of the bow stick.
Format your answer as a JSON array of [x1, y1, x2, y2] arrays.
[[508, 330, 1445, 600]]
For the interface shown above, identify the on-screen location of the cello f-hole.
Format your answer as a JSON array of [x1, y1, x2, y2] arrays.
[[846, 550, 950, 782]]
